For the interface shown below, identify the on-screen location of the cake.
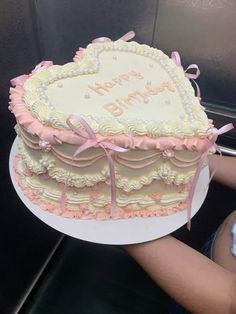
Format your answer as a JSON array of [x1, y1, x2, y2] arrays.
[[9, 32, 215, 222]]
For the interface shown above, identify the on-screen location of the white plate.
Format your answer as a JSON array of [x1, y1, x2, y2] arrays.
[[9, 137, 209, 245]]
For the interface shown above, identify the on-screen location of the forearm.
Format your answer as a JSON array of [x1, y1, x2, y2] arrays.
[[125, 236, 236, 314], [209, 155, 236, 190]]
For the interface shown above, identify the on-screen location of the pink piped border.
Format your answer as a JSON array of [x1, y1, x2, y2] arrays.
[[9, 85, 213, 151], [73, 48, 85, 63], [14, 155, 187, 220]]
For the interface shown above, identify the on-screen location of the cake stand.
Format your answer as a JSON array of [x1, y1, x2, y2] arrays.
[[9, 137, 209, 245]]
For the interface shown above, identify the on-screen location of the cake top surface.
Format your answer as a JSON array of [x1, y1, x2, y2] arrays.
[[21, 40, 210, 138]]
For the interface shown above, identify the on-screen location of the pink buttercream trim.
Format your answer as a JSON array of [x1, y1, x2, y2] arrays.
[[73, 48, 85, 63], [14, 155, 187, 220], [10, 85, 212, 152]]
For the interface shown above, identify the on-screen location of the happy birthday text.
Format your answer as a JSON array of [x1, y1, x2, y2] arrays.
[[87, 71, 175, 117]]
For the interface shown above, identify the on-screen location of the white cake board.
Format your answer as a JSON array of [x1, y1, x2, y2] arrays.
[[9, 137, 209, 245]]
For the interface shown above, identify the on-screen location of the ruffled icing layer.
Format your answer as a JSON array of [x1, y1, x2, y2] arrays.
[[14, 155, 188, 220], [18, 137, 199, 191]]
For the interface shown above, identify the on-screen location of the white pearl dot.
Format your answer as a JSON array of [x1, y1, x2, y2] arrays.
[[161, 171, 169, 177]]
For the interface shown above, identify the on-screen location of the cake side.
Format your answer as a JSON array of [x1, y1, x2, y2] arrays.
[[17, 134, 201, 190], [14, 154, 188, 219]]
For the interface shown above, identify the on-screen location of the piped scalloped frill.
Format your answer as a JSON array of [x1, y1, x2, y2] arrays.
[[9, 85, 213, 152], [73, 48, 85, 63], [14, 155, 187, 220]]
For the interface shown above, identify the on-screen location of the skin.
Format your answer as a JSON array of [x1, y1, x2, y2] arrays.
[[125, 155, 236, 314], [212, 210, 236, 274]]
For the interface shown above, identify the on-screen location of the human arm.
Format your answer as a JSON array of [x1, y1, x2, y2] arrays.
[[124, 155, 236, 313], [125, 236, 236, 314], [209, 155, 236, 190]]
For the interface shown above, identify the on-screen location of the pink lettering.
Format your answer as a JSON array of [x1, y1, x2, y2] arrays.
[[112, 77, 123, 85], [115, 99, 128, 109], [104, 81, 116, 89], [120, 74, 130, 81], [128, 71, 144, 80], [103, 103, 123, 117], [134, 91, 146, 100], [155, 86, 164, 93], [88, 83, 109, 96], [127, 91, 143, 102], [124, 96, 134, 106], [145, 84, 158, 95], [162, 81, 175, 92]]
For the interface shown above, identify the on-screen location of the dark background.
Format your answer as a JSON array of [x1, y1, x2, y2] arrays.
[[0, 1, 236, 313]]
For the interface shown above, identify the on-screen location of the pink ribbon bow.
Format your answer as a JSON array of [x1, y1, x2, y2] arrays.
[[92, 30, 135, 44], [10, 61, 53, 87], [66, 114, 129, 213], [171, 51, 201, 99], [187, 123, 234, 230]]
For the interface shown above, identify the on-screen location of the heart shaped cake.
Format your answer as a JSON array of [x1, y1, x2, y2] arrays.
[[9, 34, 214, 220]]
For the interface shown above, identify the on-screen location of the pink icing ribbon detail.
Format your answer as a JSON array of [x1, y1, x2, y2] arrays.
[[58, 182, 68, 211], [92, 30, 135, 44], [187, 123, 234, 230], [66, 114, 129, 213], [171, 51, 201, 98], [10, 61, 53, 86]]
